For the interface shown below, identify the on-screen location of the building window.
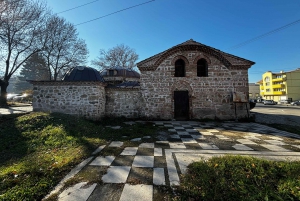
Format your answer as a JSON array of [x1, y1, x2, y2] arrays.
[[265, 76, 270, 82], [266, 89, 270, 92], [197, 59, 208, 77], [255, 93, 259, 97], [175, 59, 185, 77], [265, 82, 270, 86], [249, 93, 252, 97], [109, 70, 114, 76]]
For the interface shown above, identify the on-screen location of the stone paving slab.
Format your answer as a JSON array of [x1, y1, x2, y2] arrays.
[[132, 156, 154, 167], [264, 140, 286, 145], [260, 144, 291, 152], [153, 168, 165, 185], [119, 184, 153, 201], [58, 182, 97, 201], [154, 148, 163, 156], [233, 144, 254, 151], [121, 147, 138, 156], [109, 141, 123, 147], [102, 166, 131, 183], [90, 156, 115, 166], [237, 139, 257, 145]]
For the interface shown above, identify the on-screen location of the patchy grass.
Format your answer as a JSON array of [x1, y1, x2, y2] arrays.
[[174, 155, 300, 201], [0, 112, 162, 200]]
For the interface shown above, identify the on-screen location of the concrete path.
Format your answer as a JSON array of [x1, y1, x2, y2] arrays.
[[0, 105, 32, 115], [46, 121, 300, 201]]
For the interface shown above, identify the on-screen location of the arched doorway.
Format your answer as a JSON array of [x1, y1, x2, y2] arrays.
[[174, 91, 189, 120]]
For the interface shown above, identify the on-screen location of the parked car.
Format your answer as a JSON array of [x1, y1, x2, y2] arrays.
[[257, 99, 265, 103], [12, 94, 28, 102], [7, 93, 21, 101], [291, 100, 300, 106], [249, 100, 256, 110], [264, 100, 277, 105], [280, 100, 290, 104]]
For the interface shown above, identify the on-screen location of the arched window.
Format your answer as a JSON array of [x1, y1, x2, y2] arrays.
[[175, 59, 185, 77], [197, 59, 208, 77]]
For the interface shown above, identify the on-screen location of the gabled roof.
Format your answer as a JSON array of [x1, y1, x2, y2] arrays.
[[137, 39, 255, 71]]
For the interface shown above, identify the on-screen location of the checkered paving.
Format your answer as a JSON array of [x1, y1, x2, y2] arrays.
[[54, 121, 300, 201]]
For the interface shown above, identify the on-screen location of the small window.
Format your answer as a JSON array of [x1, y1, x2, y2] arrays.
[[197, 59, 208, 77], [108, 70, 114, 76], [265, 76, 270, 82], [175, 59, 185, 77]]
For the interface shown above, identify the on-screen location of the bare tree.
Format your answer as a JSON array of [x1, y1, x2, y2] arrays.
[[92, 44, 139, 70], [0, 0, 48, 106], [42, 15, 88, 81]]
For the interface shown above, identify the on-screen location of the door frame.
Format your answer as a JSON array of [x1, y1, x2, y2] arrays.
[[173, 90, 189, 120]]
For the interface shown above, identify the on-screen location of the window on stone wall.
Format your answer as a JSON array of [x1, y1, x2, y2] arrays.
[[109, 70, 114, 76], [175, 59, 185, 77], [197, 59, 208, 77]]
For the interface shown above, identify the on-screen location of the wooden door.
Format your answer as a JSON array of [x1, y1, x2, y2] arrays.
[[174, 91, 189, 120]]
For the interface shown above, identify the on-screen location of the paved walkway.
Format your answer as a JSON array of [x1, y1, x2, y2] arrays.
[[0, 105, 32, 115], [46, 121, 300, 201]]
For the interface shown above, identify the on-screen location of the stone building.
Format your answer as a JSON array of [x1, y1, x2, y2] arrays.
[[31, 39, 255, 120], [248, 83, 260, 100]]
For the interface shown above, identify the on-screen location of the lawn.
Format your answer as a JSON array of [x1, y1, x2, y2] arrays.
[[174, 155, 300, 201], [0, 112, 160, 200]]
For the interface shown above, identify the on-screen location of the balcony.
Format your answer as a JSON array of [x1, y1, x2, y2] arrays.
[[273, 91, 286, 95], [272, 77, 286, 82], [260, 85, 264, 90], [272, 84, 285, 89]]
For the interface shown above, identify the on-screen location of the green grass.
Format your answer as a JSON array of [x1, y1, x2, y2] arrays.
[[0, 112, 161, 200], [174, 155, 300, 201]]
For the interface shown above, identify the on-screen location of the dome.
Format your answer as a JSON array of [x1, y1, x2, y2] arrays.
[[100, 67, 140, 79], [62, 66, 105, 82]]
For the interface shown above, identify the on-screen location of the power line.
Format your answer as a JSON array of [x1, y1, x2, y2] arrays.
[[75, 0, 155, 26], [57, 0, 101, 14], [228, 19, 300, 50]]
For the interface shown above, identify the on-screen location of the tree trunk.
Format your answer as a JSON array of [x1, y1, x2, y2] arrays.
[[0, 80, 9, 108]]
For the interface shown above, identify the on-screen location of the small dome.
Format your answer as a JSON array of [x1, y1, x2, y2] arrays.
[[62, 66, 105, 82]]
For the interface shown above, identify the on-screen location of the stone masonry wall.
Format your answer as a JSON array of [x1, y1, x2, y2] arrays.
[[140, 51, 250, 120], [105, 88, 144, 118], [32, 82, 106, 120]]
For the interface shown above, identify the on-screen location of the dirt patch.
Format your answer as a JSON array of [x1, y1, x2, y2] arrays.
[[88, 183, 124, 201], [127, 167, 153, 185]]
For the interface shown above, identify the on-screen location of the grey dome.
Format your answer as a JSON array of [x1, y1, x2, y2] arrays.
[[100, 67, 140, 79], [62, 66, 105, 82]]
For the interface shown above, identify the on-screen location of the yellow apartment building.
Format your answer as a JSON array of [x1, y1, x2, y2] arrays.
[[258, 68, 300, 102]]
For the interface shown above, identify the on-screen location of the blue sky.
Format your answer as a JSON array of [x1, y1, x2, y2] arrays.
[[46, 0, 300, 83]]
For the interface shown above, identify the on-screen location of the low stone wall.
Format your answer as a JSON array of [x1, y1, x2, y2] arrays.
[[32, 81, 106, 120], [105, 88, 144, 118]]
